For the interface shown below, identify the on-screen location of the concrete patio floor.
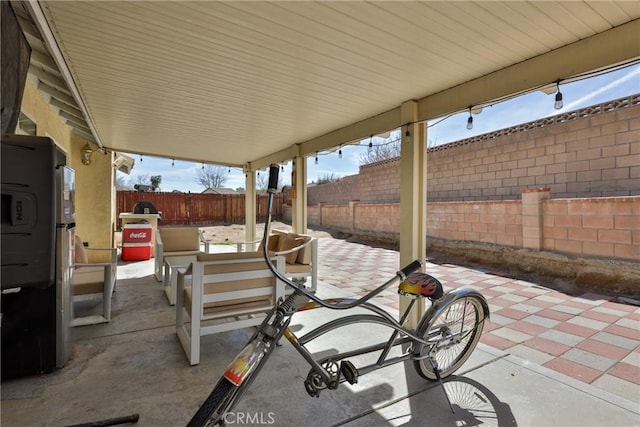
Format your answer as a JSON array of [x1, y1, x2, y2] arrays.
[[1, 237, 638, 426]]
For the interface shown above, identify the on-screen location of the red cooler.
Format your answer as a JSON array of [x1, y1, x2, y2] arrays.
[[122, 223, 152, 261]]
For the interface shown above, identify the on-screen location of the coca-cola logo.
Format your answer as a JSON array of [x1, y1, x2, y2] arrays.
[[129, 232, 147, 239]]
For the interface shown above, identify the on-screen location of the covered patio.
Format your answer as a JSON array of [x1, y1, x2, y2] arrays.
[[11, 1, 640, 275], [2, 236, 638, 426], [3, 2, 639, 425]]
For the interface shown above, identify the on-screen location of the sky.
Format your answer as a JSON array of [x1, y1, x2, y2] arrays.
[[120, 63, 639, 193]]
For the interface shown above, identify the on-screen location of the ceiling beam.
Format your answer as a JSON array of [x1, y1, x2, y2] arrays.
[[251, 107, 401, 170], [250, 19, 640, 169], [417, 19, 640, 122], [50, 98, 83, 119], [38, 81, 77, 107], [26, 1, 102, 147], [30, 49, 58, 74], [59, 111, 91, 132], [70, 127, 96, 143], [28, 65, 68, 92]]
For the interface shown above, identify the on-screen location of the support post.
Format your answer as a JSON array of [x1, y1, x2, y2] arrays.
[[291, 156, 307, 234], [244, 167, 257, 246], [521, 187, 551, 251], [399, 100, 427, 327]]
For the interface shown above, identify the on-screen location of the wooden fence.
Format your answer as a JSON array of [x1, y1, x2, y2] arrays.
[[117, 191, 284, 227]]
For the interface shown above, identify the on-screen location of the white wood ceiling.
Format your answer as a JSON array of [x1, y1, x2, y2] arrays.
[[32, 1, 640, 168]]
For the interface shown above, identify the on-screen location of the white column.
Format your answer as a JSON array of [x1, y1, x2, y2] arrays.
[[244, 167, 257, 246], [399, 100, 427, 327], [291, 156, 307, 234]]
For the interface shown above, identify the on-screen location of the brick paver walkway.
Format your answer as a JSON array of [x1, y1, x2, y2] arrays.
[[316, 237, 640, 402]]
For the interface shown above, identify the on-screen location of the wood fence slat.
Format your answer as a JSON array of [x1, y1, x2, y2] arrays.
[[117, 191, 284, 228]]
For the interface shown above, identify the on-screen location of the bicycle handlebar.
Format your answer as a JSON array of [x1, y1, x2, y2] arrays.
[[264, 164, 422, 312], [268, 164, 280, 192], [399, 260, 422, 279]]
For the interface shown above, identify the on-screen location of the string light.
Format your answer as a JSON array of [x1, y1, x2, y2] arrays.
[[554, 81, 563, 110], [171, 158, 174, 167], [139, 154, 143, 163], [201, 162, 204, 170], [466, 106, 473, 130], [315, 152, 318, 165], [368, 135, 373, 152], [338, 146, 342, 159], [281, 164, 284, 172], [404, 125, 411, 141], [228, 167, 231, 174]]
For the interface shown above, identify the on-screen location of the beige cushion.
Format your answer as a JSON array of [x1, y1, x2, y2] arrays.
[[185, 286, 272, 316], [257, 234, 280, 253], [75, 235, 88, 264], [159, 228, 201, 252], [72, 266, 105, 294], [277, 234, 304, 264], [197, 251, 265, 262], [296, 235, 312, 265]]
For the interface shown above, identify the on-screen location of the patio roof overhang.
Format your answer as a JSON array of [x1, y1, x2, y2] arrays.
[[12, 1, 640, 170]]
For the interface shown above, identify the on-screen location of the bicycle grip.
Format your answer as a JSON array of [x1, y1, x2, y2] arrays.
[[399, 260, 422, 278], [268, 164, 280, 191]]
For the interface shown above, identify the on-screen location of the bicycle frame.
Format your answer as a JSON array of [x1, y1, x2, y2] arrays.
[[189, 164, 489, 425]]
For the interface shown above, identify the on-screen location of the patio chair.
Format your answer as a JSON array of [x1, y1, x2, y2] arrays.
[[175, 251, 286, 365], [70, 235, 117, 327], [237, 230, 318, 293]]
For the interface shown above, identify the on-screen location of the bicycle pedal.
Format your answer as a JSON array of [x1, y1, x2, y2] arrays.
[[340, 361, 358, 385]]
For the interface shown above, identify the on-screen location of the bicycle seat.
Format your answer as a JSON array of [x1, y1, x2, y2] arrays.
[[398, 272, 444, 299]]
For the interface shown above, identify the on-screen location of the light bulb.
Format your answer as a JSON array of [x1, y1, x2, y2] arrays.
[[554, 90, 563, 110], [466, 115, 473, 130], [314, 153, 318, 165], [171, 159, 175, 167], [338, 148, 342, 159]]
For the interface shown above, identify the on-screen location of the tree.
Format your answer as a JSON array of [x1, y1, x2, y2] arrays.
[[150, 175, 162, 190], [115, 172, 131, 190], [316, 173, 339, 184], [196, 165, 228, 190], [358, 140, 401, 165], [131, 173, 151, 186], [256, 170, 284, 190]]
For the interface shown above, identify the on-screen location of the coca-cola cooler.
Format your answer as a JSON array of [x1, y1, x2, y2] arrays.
[[121, 223, 152, 261]]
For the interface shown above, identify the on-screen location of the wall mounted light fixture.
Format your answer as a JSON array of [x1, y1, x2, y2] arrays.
[[81, 143, 95, 165]]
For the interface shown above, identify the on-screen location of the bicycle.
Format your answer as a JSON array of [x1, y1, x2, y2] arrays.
[[188, 165, 490, 426]]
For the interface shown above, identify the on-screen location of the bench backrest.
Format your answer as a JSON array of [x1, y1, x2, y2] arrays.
[[189, 252, 285, 316], [159, 227, 201, 252]]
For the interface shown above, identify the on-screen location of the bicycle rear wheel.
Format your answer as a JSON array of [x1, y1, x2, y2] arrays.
[[187, 377, 237, 427], [413, 295, 486, 380]]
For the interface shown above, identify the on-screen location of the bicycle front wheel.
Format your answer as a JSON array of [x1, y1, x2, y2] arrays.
[[413, 295, 486, 380], [187, 377, 237, 427]]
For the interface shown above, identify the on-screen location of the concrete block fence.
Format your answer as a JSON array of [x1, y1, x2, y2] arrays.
[[286, 192, 639, 263]]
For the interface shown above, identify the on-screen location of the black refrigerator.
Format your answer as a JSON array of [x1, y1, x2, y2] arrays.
[[1, 134, 75, 381]]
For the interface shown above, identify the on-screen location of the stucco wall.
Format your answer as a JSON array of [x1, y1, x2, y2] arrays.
[[19, 78, 115, 260]]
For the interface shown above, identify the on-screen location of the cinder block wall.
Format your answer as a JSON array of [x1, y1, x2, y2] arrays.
[[542, 197, 639, 260], [307, 175, 359, 206], [309, 95, 639, 204], [303, 195, 639, 262], [428, 96, 639, 201]]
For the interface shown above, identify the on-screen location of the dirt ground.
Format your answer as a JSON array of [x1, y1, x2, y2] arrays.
[[199, 221, 333, 245]]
